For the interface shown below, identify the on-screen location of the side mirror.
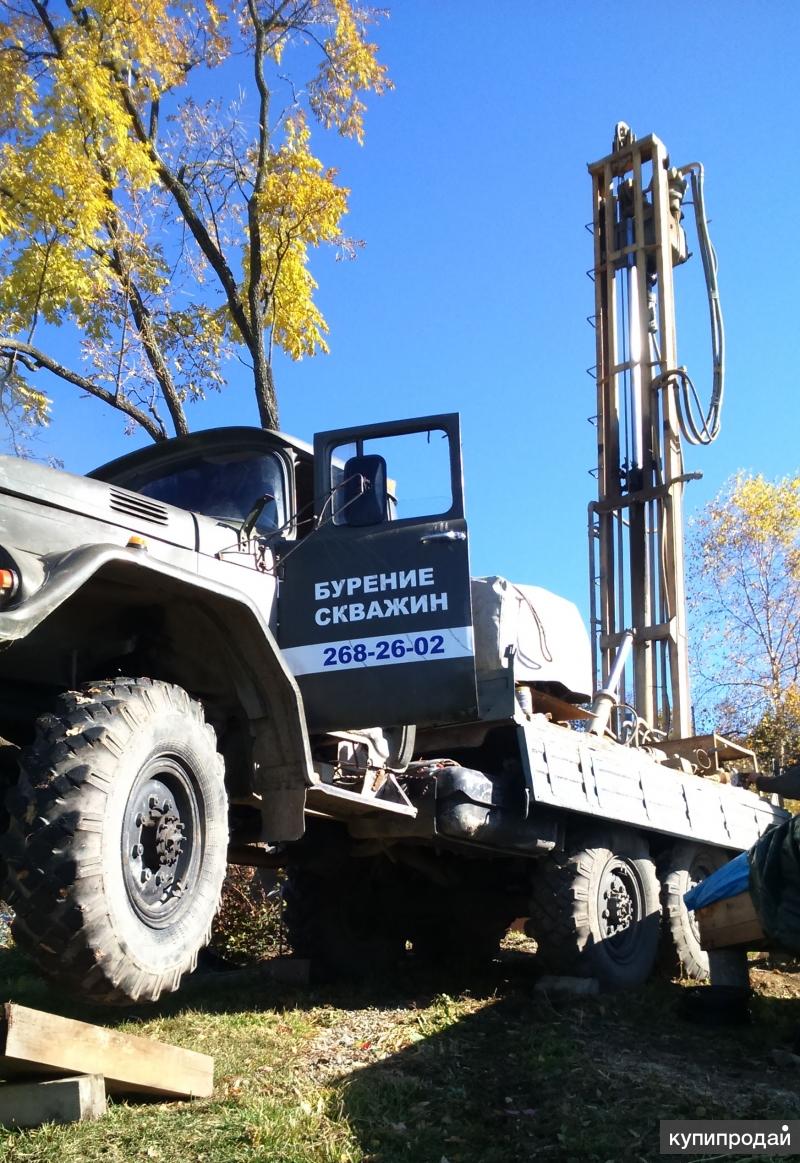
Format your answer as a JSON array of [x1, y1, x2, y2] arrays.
[[341, 455, 388, 526]]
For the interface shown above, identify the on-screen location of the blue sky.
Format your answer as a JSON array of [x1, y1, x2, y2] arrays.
[[36, 1, 800, 619]]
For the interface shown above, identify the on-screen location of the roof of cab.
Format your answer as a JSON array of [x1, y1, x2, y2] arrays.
[[90, 426, 315, 483]]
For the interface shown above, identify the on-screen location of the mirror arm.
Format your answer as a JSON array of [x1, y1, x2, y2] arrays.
[[241, 493, 276, 542]]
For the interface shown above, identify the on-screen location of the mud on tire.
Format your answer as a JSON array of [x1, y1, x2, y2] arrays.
[[1, 678, 228, 1006]]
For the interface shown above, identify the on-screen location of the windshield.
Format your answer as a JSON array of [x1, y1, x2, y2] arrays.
[[130, 449, 287, 535]]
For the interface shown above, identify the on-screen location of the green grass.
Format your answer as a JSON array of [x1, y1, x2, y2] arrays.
[[1, 944, 800, 1163]]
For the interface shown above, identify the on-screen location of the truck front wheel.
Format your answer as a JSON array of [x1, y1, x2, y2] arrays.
[[1, 678, 228, 1005], [527, 830, 661, 988]]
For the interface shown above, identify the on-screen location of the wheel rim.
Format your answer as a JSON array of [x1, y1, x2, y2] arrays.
[[598, 857, 646, 964], [121, 753, 204, 928]]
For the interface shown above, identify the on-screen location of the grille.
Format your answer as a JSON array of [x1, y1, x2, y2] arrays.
[[109, 488, 169, 526]]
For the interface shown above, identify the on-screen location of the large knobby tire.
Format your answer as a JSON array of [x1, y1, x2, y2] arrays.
[[284, 855, 407, 979], [660, 842, 728, 980], [1, 679, 228, 1006], [527, 829, 661, 989]]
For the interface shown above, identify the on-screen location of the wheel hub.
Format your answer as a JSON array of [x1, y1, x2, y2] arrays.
[[605, 876, 634, 933], [122, 757, 201, 926], [156, 811, 185, 868], [598, 857, 645, 963]]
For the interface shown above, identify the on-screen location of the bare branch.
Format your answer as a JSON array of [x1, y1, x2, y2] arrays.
[[0, 337, 166, 441]]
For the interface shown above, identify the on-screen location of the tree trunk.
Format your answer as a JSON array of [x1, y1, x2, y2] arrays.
[[254, 358, 279, 430]]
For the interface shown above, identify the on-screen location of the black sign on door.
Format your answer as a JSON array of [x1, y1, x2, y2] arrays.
[[279, 413, 478, 733]]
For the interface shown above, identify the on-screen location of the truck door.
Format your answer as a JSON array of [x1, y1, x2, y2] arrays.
[[278, 413, 477, 733]]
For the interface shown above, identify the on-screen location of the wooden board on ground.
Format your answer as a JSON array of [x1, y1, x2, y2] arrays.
[[0, 1003, 213, 1098], [697, 891, 766, 951], [0, 1073, 106, 1128]]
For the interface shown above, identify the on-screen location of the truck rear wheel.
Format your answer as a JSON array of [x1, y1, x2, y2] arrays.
[[527, 829, 661, 988], [1, 679, 227, 1005], [660, 843, 727, 980]]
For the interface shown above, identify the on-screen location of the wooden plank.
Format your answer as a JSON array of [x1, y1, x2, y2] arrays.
[[0, 1004, 213, 1098], [0, 1074, 106, 1128], [697, 892, 766, 951]]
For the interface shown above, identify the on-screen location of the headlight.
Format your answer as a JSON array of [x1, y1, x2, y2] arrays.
[[0, 568, 20, 601]]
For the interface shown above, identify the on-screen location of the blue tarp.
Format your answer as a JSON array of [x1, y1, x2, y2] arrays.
[[682, 819, 800, 951], [683, 852, 750, 912]]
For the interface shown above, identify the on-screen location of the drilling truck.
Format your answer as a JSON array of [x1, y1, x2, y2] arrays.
[[0, 127, 783, 1004]]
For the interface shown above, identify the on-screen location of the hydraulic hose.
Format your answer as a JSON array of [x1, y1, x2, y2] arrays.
[[661, 162, 725, 446]]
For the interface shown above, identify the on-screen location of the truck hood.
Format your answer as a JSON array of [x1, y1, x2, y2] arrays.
[[0, 454, 197, 550]]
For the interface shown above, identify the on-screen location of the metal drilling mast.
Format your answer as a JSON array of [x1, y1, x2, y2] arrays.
[[587, 125, 724, 743]]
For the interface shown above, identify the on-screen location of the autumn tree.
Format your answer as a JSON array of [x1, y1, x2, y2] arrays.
[[688, 471, 800, 768], [0, 0, 389, 447]]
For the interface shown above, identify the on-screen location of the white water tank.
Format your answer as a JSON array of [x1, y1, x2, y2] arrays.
[[471, 576, 592, 703]]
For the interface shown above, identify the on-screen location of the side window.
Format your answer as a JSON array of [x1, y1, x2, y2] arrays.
[[331, 428, 453, 525]]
